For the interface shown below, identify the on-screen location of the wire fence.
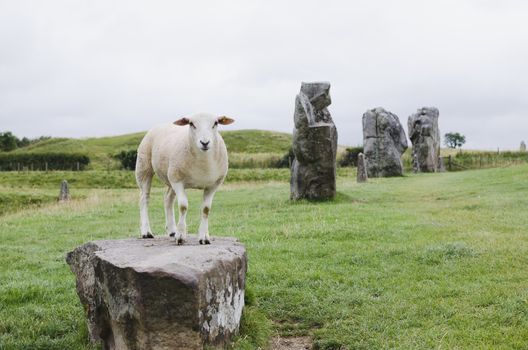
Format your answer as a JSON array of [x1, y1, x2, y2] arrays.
[[443, 151, 528, 171]]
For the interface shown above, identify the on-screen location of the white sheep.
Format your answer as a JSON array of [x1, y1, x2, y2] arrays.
[[135, 113, 234, 245]]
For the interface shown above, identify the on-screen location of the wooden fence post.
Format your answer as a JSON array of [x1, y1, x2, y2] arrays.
[[448, 155, 452, 171]]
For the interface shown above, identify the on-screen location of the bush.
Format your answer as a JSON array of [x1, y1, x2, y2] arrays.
[[339, 146, 363, 167], [114, 150, 138, 170], [0, 153, 90, 171]]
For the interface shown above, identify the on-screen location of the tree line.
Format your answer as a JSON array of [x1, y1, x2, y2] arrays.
[[0, 131, 51, 152]]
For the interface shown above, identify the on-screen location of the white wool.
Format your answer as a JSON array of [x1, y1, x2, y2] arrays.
[[135, 112, 232, 243]]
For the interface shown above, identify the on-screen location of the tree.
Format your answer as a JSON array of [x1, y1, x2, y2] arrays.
[[114, 150, 138, 170], [0, 132, 18, 152], [444, 132, 466, 149], [16, 137, 31, 148]]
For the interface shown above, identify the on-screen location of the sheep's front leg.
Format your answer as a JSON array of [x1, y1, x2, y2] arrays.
[[171, 182, 188, 245], [198, 187, 217, 245]]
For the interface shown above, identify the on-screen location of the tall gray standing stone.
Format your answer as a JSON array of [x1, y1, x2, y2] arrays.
[[290, 82, 337, 200], [66, 236, 246, 350], [362, 108, 408, 177], [520, 141, 526, 152], [356, 153, 368, 183], [408, 107, 441, 172]]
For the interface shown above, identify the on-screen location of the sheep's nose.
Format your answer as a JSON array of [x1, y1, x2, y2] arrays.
[[200, 140, 210, 147]]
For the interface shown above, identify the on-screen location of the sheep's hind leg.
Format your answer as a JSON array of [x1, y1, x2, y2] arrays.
[[164, 186, 177, 237], [198, 187, 217, 245], [137, 171, 154, 239], [172, 182, 188, 245]]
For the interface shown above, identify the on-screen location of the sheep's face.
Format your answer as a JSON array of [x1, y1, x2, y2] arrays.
[[174, 113, 234, 152]]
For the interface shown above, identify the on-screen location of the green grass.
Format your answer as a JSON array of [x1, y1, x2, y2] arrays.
[[0, 191, 58, 216], [228, 152, 284, 169], [1, 166, 528, 349], [221, 130, 291, 154], [4, 130, 292, 170], [0, 168, 354, 189]]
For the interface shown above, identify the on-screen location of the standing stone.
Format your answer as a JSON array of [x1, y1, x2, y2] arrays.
[[290, 82, 337, 200], [58, 180, 70, 202], [521, 141, 526, 152], [408, 107, 441, 172], [356, 153, 368, 183], [66, 236, 246, 350], [362, 108, 408, 177], [438, 156, 446, 172]]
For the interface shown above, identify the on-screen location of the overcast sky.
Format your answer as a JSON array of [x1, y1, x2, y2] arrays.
[[1, 0, 527, 149]]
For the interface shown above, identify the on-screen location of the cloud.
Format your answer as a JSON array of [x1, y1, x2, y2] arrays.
[[0, 0, 527, 149]]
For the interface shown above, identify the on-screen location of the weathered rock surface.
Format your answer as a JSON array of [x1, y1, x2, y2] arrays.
[[66, 236, 246, 350], [408, 107, 441, 172], [521, 141, 526, 152], [291, 82, 338, 201], [58, 179, 70, 202], [438, 156, 446, 172], [362, 108, 408, 177], [356, 153, 368, 183]]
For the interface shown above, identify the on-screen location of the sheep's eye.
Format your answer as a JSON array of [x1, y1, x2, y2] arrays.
[[189, 122, 196, 129], [213, 122, 218, 129]]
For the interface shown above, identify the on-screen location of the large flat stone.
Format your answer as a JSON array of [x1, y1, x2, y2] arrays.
[[66, 236, 246, 350]]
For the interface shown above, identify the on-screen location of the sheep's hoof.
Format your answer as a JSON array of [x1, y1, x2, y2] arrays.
[[205, 239, 211, 245], [142, 233, 154, 239], [177, 238, 184, 245], [199, 239, 203, 245], [169, 232, 175, 237]]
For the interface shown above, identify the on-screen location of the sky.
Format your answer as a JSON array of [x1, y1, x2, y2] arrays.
[[0, 0, 527, 149]]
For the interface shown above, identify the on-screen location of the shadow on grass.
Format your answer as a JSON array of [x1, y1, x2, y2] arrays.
[[287, 191, 356, 206]]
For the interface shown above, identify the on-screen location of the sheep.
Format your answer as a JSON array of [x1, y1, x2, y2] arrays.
[[135, 113, 234, 245]]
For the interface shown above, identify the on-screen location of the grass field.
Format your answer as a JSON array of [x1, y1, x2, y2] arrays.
[[0, 168, 355, 189], [0, 191, 58, 216], [1, 165, 528, 349]]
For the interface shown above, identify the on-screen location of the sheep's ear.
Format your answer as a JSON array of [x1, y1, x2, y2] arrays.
[[174, 117, 190, 126], [217, 116, 235, 125]]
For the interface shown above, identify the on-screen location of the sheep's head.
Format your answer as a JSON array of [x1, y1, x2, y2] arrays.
[[174, 113, 234, 152]]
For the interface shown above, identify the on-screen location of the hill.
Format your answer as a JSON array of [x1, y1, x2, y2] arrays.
[[9, 129, 293, 169], [220, 129, 291, 153]]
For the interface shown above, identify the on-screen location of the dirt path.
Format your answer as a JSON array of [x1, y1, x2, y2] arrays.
[[271, 336, 312, 350]]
